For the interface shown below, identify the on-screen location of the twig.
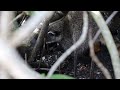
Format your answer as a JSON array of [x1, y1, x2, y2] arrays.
[[28, 20, 49, 62], [22, 28, 40, 46], [0, 11, 56, 79], [90, 11, 120, 79], [0, 11, 15, 39], [89, 27, 112, 79], [0, 38, 43, 79], [10, 11, 55, 47], [93, 11, 118, 43], [46, 11, 89, 78], [9, 12, 25, 26], [89, 60, 95, 79], [0, 66, 11, 79]]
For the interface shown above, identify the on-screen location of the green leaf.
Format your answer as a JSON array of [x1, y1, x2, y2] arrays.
[[50, 74, 75, 79]]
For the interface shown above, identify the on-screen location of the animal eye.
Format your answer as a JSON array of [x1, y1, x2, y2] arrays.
[[48, 31, 55, 36], [48, 31, 61, 37]]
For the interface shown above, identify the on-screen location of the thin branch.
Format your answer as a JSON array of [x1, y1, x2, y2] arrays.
[[10, 11, 55, 47], [0, 39, 43, 79], [28, 20, 49, 62], [46, 11, 89, 78], [0, 11, 15, 39], [0, 66, 11, 79], [89, 28, 112, 79], [22, 28, 41, 46], [9, 12, 25, 26], [89, 59, 95, 79], [93, 11, 118, 43], [90, 11, 120, 79]]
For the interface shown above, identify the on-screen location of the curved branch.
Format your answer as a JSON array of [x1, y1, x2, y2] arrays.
[[28, 20, 49, 62], [90, 11, 120, 79], [46, 11, 89, 78], [93, 11, 118, 43], [0, 66, 11, 79], [0, 11, 15, 39], [0, 39, 43, 79], [89, 29, 112, 79], [10, 11, 55, 47], [9, 12, 25, 26]]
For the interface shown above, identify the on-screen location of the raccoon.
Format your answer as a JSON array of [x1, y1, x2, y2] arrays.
[[46, 11, 100, 57], [46, 11, 120, 77]]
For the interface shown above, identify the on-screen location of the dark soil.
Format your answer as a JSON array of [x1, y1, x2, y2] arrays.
[[43, 43, 114, 79], [17, 41, 114, 79]]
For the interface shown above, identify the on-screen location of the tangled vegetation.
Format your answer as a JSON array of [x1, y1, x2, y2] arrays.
[[0, 11, 120, 79]]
